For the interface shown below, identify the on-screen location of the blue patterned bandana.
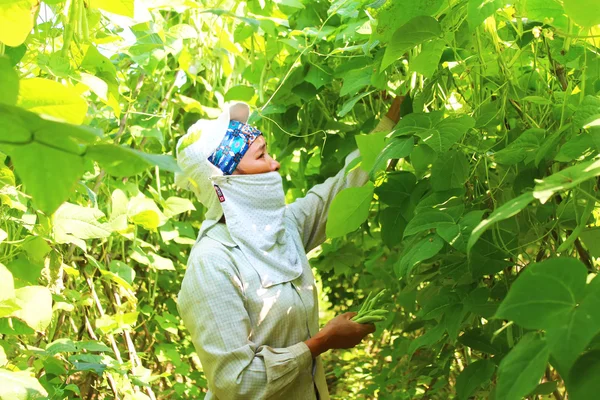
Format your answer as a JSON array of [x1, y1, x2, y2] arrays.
[[208, 120, 262, 175]]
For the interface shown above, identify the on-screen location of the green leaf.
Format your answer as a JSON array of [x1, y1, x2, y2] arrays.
[[529, 381, 558, 396], [355, 131, 387, 172], [17, 78, 88, 125], [381, 16, 442, 70], [395, 234, 444, 277], [415, 115, 475, 154], [0, 0, 38, 46], [53, 203, 112, 249], [0, 368, 48, 399], [380, 207, 406, 248], [337, 90, 374, 117], [524, 0, 569, 30], [579, 227, 600, 257], [370, 137, 414, 175], [21, 236, 51, 263], [404, 210, 455, 237], [109, 260, 135, 286], [89, 0, 134, 17], [0, 56, 18, 106], [534, 158, 600, 204], [87, 144, 180, 176], [408, 321, 445, 356], [8, 141, 85, 215], [467, 192, 534, 252], [546, 275, 600, 371], [493, 129, 545, 165], [496, 333, 549, 400], [340, 67, 372, 97], [224, 85, 255, 102], [566, 350, 600, 400], [162, 196, 196, 218], [430, 150, 469, 191], [563, 0, 600, 27], [554, 133, 595, 162], [373, 0, 443, 42], [375, 171, 416, 206], [326, 182, 374, 238], [455, 359, 495, 400], [305, 64, 333, 89], [467, 0, 504, 30], [573, 96, 600, 130], [11, 286, 53, 331], [458, 329, 502, 354], [128, 195, 167, 230], [411, 39, 445, 78], [495, 257, 588, 329]]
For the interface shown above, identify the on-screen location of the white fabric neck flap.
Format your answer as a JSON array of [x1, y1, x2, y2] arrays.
[[210, 171, 303, 288]]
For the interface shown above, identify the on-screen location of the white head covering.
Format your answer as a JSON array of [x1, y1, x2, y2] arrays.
[[175, 103, 303, 287], [175, 102, 250, 223]]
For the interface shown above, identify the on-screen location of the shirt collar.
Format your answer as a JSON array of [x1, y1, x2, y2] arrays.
[[204, 223, 237, 248]]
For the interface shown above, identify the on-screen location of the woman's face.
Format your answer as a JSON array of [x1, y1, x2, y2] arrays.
[[232, 135, 280, 175]]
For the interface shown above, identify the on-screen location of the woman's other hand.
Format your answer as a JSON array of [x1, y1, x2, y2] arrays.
[[304, 312, 375, 358]]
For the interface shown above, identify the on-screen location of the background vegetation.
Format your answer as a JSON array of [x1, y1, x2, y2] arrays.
[[1, 0, 600, 398]]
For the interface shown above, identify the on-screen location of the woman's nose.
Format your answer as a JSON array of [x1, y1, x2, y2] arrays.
[[271, 159, 280, 171]]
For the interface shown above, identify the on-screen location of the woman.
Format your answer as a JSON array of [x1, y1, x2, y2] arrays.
[[176, 100, 400, 399]]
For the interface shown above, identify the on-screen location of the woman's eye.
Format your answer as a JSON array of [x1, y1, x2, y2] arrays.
[[258, 153, 265, 159]]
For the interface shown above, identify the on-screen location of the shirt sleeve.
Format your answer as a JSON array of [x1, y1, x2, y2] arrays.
[[288, 116, 396, 252], [177, 252, 313, 399]]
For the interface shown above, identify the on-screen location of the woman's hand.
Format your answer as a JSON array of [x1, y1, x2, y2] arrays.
[[304, 312, 375, 358]]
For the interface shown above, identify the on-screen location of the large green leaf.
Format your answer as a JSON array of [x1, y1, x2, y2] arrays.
[[395, 234, 444, 277], [0, 368, 48, 400], [493, 129, 545, 165], [467, 192, 535, 252], [11, 286, 53, 331], [430, 150, 469, 191], [566, 351, 600, 400], [87, 144, 180, 176], [415, 116, 475, 154], [53, 203, 112, 249], [495, 257, 588, 330], [355, 131, 387, 173], [411, 39, 445, 78], [0, 0, 38, 46], [467, 0, 505, 29], [563, 0, 600, 27], [380, 207, 406, 248], [8, 141, 85, 215], [17, 78, 88, 125], [381, 16, 442, 70], [523, 0, 569, 30], [373, 0, 443, 42], [375, 171, 417, 206], [0, 57, 18, 106], [370, 137, 414, 175], [224, 85, 255, 102], [533, 158, 600, 203], [326, 182, 374, 238], [496, 333, 549, 400], [546, 275, 600, 371], [455, 359, 495, 400], [404, 210, 455, 237]]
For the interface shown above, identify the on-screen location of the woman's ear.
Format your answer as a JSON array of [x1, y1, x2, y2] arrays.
[[229, 103, 250, 123]]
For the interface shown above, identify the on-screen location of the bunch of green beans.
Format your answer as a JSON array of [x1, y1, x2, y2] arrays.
[[352, 289, 388, 324]]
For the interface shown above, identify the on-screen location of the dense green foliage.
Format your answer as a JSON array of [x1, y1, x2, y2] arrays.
[[0, 0, 600, 398]]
